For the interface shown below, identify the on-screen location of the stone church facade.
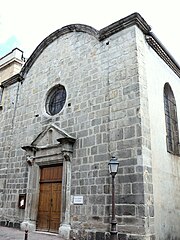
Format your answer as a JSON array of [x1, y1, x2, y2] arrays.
[[0, 13, 180, 240]]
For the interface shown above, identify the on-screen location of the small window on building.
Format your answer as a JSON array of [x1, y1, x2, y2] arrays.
[[164, 83, 179, 155], [46, 85, 66, 116]]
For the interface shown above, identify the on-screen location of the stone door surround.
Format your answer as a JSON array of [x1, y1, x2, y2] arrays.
[[21, 124, 76, 239]]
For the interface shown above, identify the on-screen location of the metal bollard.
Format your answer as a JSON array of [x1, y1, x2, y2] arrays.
[[24, 229, 28, 240]]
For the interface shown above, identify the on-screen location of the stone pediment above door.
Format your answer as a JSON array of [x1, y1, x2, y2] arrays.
[[31, 124, 76, 148], [22, 124, 76, 166]]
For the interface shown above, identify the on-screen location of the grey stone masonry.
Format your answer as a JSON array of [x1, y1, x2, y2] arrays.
[[0, 13, 154, 240], [1, 12, 180, 240]]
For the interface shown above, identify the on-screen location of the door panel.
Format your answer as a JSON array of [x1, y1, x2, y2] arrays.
[[50, 183, 62, 232], [41, 165, 63, 181], [37, 166, 62, 233], [37, 183, 51, 231]]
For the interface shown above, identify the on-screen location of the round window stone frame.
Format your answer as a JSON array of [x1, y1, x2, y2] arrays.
[[45, 84, 66, 116]]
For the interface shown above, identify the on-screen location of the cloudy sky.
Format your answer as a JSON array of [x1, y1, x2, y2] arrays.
[[0, 0, 180, 64]]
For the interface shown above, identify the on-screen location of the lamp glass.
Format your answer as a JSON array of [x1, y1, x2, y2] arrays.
[[108, 157, 119, 174]]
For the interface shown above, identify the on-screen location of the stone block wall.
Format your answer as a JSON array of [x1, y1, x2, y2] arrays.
[[0, 19, 154, 239], [0, 12, 179, 240], [0, 82, 28, 226]]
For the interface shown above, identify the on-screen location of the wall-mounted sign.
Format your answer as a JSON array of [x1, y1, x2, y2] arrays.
[[18, 194, 26, 209], [73, 196, 83, 205]]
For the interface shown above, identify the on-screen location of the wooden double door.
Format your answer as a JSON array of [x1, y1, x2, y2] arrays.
[[37, 165, 62, 233]]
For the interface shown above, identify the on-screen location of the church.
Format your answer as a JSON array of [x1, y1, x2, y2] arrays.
[[0, 12, 179, 240]]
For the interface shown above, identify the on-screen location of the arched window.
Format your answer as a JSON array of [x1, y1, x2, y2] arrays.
[[164, 83, 179, 155]]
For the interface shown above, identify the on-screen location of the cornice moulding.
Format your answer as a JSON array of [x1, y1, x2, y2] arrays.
[[1, 74, 23, 88]]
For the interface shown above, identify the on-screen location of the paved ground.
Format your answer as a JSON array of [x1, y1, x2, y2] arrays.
[[0, 226, 65, 240]]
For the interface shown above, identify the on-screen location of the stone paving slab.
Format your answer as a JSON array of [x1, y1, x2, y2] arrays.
[[0, 226, 65, 240]]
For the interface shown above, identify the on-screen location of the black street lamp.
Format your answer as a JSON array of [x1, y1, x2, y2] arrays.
[[108, 156, 119, 240]]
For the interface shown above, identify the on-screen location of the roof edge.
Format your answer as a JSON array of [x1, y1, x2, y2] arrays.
[[20, 12, 151, 78], [99, 12, 151, 40], [3, 12, 180, 83], [21, 24, 99, 77], [0, 48, 24, 61], [146, 32, 180, 78]]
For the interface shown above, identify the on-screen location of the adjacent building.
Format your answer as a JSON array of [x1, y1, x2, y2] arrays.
[[0, 48, 25, 84], [0, 48, 25, 104], [0, 13, 179, 240]]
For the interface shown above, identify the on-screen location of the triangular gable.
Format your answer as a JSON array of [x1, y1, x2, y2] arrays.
[[31, 124, 75, 147]]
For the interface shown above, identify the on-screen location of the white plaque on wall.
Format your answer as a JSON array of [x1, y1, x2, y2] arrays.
[[73, 196, 83, 205]]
